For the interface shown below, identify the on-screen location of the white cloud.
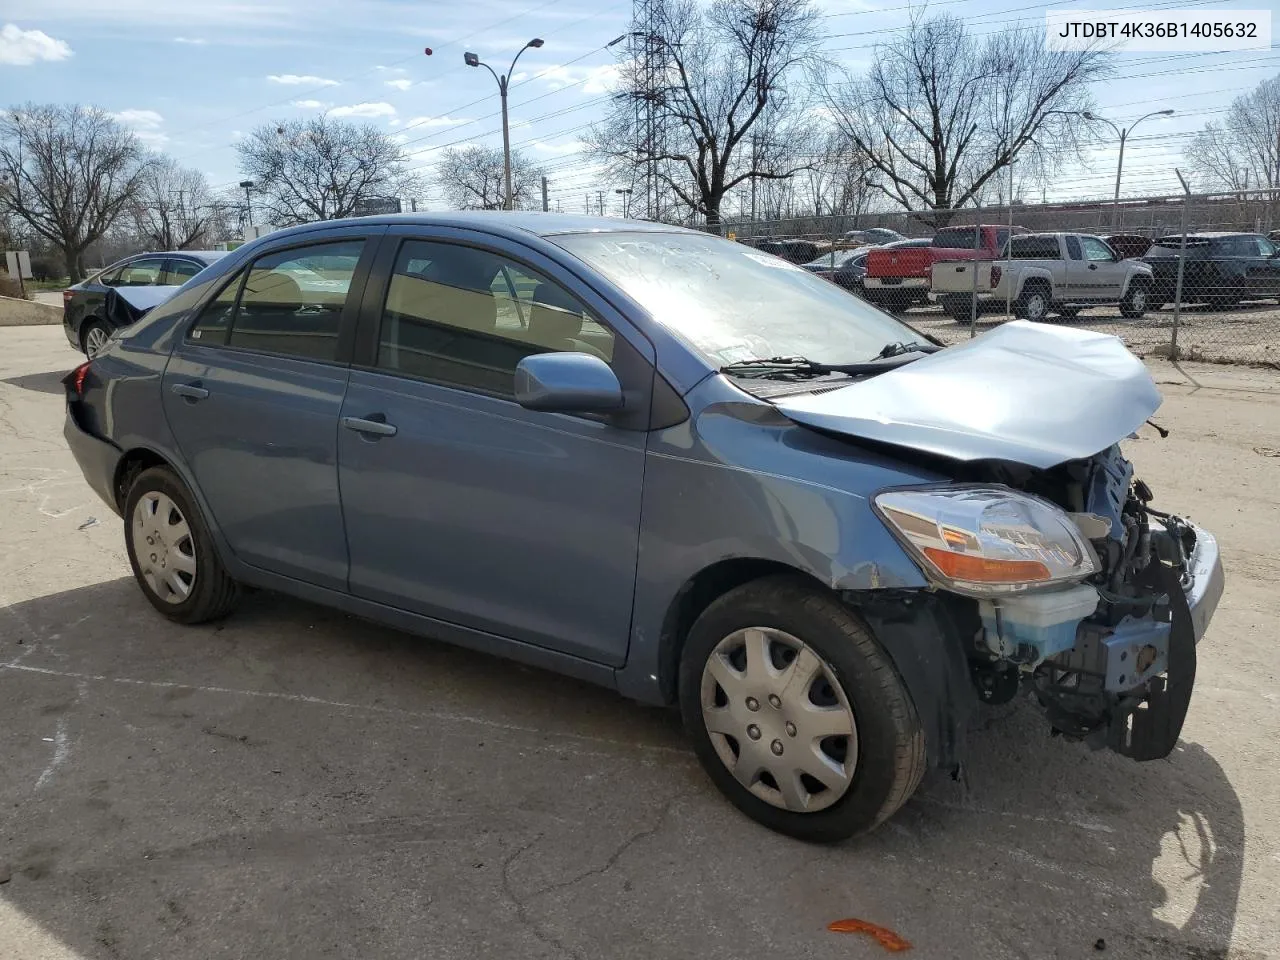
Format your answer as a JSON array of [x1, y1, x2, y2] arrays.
[[0, 23, 72, 65], [385, 78, 413, 91], [111, 108, 164, 128], [268, 73, 339, 87], [173, 36, 206, 45], [403, 115, 468, 130], [530, 140, 581, 156], [110, 109, 167, 146], [292, 99, 328, 109], [532, 63, 618, 96], [329, 101, 397, 118]]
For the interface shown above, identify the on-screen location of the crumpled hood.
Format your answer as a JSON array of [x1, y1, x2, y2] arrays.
[[771, 321, 1162, 469]]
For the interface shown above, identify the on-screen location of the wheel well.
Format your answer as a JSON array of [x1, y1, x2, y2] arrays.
[[1021, 277, 1051, 294], [112, 448, 169, 510], [655, 558, 823, 704]]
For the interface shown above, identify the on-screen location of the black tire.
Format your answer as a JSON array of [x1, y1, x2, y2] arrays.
[[80, 319, 111, 357], [678, 575, 925, 843], [1015, 283, 1052, 322], [939, 295, 974, 322], [123, 466, 240, 624], [1119, 280, 1150, 319]]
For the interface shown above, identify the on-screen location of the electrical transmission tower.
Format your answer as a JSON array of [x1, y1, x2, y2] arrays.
[[628, 0, 674, 221]]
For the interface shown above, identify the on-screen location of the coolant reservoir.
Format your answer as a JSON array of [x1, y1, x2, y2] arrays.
[[978, 584, 1100, 663]]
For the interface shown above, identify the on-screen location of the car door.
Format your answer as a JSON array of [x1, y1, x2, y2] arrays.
[[336, 228, 654, 666], [1063, 235, 1086, 300], [1078, 236, 1125, 301], [1258, 236, 1280, 297], [162, 229, 380, 591]]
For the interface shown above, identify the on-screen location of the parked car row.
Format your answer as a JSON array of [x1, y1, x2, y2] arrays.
[[785, 225, 1280, 321]]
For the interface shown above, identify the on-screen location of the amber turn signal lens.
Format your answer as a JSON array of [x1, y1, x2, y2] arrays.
[[922, 547, 1051, 583]]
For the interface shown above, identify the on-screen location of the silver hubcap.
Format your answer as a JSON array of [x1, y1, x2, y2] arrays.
[[131, 492, 196, 604], [1025, 294, 1047, 320], [1131, 289, 1146, 310], [700, 627, 858, 813], [85, 326, 108, 355]]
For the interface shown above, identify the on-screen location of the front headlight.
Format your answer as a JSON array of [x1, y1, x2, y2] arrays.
[[873, 486, 1098, 596]]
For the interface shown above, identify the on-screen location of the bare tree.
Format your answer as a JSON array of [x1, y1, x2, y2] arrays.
[[237, 117, 421, 226], [590, 0, 823, 230], [132, 156, 220, 249], [802, 128, 876, 218], [437, 146, 543, 210], [0, 103, 152, 281], [1186, 75, 1280, 191], [825, 15, 1108, 224]]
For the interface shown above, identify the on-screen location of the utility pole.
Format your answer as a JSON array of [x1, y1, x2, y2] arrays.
[[749, 132, 759, 225], [597, 191, 606, 216], [541, 176, 549, 212]]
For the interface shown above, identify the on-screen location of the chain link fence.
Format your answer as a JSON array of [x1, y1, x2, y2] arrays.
[[720, 188, 1280, 368]]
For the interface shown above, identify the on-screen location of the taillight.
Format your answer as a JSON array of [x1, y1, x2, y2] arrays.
[[990, 264, 1002, 289], [69, 360, 92, 397], [62, 289, 74, 304]]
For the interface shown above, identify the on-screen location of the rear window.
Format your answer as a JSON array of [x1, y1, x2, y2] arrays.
[[1213, 236, 1262, 257], [1006, 235, 1061, 259], [1148, 237, 1211, 256]]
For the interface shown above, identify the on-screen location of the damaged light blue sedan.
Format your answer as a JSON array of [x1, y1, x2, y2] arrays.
[[61, 213, 1225, 842]]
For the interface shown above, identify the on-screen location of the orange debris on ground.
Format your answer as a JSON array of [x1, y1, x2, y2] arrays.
[[827, 918, 912, 952]]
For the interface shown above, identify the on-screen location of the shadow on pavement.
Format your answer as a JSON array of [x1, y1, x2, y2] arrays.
[[1, 370, 70, 395], [0, 577, 1249, 959]]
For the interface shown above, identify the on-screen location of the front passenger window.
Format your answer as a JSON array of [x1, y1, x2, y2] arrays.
[[375, 240, 615, 397]]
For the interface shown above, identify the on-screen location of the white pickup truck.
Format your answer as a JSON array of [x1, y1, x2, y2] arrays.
[[929, 232, 1154, 322]]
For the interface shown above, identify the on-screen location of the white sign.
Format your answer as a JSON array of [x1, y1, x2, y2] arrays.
[[1047, 10, 1271, 51], [4, 251, 32, 280]]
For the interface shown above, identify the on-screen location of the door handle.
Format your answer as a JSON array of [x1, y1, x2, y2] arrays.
[[1088, 264, 1098, 270], [342, 415, 398, 438], [171, 382, 209, 402]]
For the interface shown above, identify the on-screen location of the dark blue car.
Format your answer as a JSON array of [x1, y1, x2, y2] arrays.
[[62, 213, 1224, 840]]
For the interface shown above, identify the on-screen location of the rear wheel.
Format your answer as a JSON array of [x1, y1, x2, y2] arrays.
[[1015, 284, 1052, 322], [1120, 280, 1150, 319], [81, 320, 110, 357], [124, 466, 240, 624], [939, 295, 974, 322], [679, 576, 925, 843]]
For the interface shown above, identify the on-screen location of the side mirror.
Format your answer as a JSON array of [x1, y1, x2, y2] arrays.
[[514, 352, 624, 413]]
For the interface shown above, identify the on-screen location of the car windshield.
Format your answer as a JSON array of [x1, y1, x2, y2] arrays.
[[554, 231, 920, 366]]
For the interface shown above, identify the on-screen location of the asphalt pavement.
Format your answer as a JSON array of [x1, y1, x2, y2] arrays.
[[1, 325, 1277, 959]]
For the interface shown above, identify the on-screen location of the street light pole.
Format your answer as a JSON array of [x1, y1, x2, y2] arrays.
[[615, 188, 633, 218], [464, 39, 544, 211], [1082, 109, 1174, 230]]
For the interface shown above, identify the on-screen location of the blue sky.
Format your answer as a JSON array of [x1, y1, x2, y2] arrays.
[[2, 0, 1278, 215]]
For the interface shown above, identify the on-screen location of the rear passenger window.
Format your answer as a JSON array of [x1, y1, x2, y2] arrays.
[[187, 240, 365, 361], [162, 259, 204, 285], [375, 240, 614, 397], [1065, 236, 1083, 260]]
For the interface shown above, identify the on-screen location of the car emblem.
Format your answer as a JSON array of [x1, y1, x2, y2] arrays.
[[891, 257, 898, 264]]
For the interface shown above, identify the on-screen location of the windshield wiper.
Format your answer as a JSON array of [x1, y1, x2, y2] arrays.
[[720, 345, 938, 380]]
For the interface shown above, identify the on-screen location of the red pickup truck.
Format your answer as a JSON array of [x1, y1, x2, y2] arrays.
[[862, 224, 1028, 311]]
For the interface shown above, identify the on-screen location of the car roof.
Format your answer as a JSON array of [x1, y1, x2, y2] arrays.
[[1158, 232, 1259, 239], [262, 211, 696, 245]]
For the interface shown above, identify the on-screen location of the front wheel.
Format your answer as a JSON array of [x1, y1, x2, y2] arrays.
[[1120, 281, 1149, 319], [124, 466, 241, 624], [679, 576, 925, 843]]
